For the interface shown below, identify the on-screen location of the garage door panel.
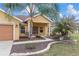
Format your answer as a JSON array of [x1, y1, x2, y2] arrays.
[[0, 25, 13, 41]]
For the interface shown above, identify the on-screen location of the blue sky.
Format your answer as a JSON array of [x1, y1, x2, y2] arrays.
[[0, 3, 29, 16], [0, 3, 79, 18], [57, 3, 79, 17]]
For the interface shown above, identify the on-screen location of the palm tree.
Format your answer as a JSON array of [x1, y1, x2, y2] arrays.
[[52, 17, 76, 40]]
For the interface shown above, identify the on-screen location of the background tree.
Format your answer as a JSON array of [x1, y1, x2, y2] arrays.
[[36, 3, 59, 22]]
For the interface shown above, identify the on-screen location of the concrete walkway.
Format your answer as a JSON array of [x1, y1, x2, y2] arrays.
[[0, 41, 13, 56], [13, 38, 53, 45]]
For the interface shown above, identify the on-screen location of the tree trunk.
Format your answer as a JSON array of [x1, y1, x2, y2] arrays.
[[29, 3, 33, 39]]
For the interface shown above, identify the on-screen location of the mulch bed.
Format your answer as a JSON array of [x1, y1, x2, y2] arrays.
[[10, 41, 51, 55]]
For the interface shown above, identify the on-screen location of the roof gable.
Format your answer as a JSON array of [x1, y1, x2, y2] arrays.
[[32, 15, 51, 23], [0, 8, 22, 22], [24, 14, 53, 23]]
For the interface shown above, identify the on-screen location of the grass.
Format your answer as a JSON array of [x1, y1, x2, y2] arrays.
[[70, 33, 79, 40], [38, 41, 79, 56], [36, 33, 79, 56]]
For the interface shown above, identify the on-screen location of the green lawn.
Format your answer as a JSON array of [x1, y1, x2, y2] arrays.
[[70, 33, 79, 40], [38, 41, 79, 56], [37, 33, 79, 56]]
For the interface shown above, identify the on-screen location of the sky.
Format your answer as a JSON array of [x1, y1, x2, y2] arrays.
[[58, 3, 79, 18], [0, 3, 29, 16], [0, 3, 79, 20]]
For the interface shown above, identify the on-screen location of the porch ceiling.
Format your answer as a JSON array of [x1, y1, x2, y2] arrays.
[[33, 20, 49, 24], [33, 22, 48, 27], [33, 22, 48, 24]]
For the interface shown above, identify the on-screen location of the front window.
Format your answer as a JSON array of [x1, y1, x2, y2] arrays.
[[40, 27, 43, 33], [20, 24, 25, 34]]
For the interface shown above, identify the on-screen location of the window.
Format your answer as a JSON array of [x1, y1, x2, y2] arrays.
[[20, 25, 25, 33], [40, 27, 43, 33]]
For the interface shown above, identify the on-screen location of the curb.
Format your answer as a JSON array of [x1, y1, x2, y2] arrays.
[[10, 41, 60, 56], [13, 39, 53, 45]]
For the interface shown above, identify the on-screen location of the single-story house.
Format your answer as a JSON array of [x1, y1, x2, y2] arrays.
[[0, 9, 54, 41], [0, 9, 22, 41], [17, 14, 54, 37]]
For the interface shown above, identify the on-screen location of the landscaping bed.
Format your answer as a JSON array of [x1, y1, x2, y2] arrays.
[[10, 41, 51, 55]]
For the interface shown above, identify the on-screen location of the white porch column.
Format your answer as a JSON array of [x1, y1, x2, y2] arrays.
[[48, 23, 50, 36], [28, 21, 31, 38]]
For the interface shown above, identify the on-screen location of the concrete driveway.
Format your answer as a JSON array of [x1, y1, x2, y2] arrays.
[[0, 41, 13, 56]]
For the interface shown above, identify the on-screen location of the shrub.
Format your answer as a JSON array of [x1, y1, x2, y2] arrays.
[[52, 17, 76, 40]]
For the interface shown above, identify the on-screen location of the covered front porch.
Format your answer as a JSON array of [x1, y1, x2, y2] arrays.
[[32, 22, 50, 37], [20, 15, 52, 40], [19, 22, 50, 41]]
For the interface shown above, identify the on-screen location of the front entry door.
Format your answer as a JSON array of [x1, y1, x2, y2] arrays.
[[33, 27, 38, 35]]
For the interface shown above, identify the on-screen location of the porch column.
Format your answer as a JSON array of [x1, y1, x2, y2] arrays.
[[48, 23, 50, 36], [28, 20, 30, 38], [28, 20, 33, 38]]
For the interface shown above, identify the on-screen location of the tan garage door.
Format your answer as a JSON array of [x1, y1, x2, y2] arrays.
[[0, 25, 13, 41]]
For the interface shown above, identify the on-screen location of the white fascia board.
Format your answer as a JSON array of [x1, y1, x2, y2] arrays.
[[13, 16, 23, 22], [43, 15, 54, 23]]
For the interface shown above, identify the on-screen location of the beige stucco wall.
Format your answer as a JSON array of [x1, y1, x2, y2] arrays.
[[0, 11, 20, 40]]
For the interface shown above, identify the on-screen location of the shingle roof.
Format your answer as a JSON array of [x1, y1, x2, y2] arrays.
[[16, 15, 29, 22]]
